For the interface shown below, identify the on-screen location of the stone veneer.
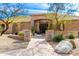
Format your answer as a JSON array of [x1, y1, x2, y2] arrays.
[[24, 30, 31, 42], [45, 30, 54, 41]]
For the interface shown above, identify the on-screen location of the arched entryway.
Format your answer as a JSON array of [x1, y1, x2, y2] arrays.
[[39, 20, 48, 34], [34, 19, 48, 34]]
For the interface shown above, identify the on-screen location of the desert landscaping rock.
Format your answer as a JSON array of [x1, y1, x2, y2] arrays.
[[55, 40, 73, 54], [72, 38, 79, 48]]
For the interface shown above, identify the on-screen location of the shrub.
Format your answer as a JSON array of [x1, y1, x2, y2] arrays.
[[0, 25, 4, 32], [18, 32, 24, 40], [18, 32, 24, 36], [67, 34, 75, 39], [31, 27, 36, 36], [53, 34, 64, 42], [0, 26, 3, 31]]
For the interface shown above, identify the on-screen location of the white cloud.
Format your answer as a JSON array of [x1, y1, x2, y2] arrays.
[[74, 12, 79, 16], [24, 9, 48, 14], [29, 10, 48, 14], [39, 3, 50, 9]]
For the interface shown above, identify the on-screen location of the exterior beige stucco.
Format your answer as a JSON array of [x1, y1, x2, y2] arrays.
[[0, 13, 79, 34]]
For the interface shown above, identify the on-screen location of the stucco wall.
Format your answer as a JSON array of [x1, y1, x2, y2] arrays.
[[19, 22, 31, 31], [5, 22, 31, 34], [64, 20, 79, 31]]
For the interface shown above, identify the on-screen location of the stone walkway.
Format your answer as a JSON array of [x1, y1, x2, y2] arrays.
[[0, 35, 60, 56]]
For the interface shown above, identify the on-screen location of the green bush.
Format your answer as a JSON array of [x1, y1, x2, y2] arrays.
[[31, 27, 36, 36], [18, 32, 24, 36], [0, 26, 3, 31], [67, 34, 75, 39], [53, 34, 64, 42], [18, 32, 24, 40], [0, 25, 4, 31]]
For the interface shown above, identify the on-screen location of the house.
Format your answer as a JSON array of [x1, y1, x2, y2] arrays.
[[0, 13, 54, 34], [0, 13, 79, 35]]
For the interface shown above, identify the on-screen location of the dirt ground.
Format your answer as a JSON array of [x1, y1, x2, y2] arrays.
[[0, 34, 29, 53], [0, 34, 77, 56]]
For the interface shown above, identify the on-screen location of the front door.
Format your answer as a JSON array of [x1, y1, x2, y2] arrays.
[[39, 23, 48, 34]]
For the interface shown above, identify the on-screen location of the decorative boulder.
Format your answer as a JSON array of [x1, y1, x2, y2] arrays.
[[55, 40, 73, 54]]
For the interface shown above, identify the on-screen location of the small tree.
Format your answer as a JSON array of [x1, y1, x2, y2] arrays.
[[0, 4, 25, 35], [48, 3, 65, 31], [48, 3, 78, 31]]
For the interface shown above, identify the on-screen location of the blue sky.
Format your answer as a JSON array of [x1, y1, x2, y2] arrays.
[[0, 3, 50, 15], [0, 3, 79, 19]]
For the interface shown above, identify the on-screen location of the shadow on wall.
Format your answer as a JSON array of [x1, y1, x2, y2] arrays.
[[12, 23, 18, 35]]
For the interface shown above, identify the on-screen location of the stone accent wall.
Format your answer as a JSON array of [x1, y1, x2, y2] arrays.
[[24, 30, 31, 42], [45, 30, 54, 41]]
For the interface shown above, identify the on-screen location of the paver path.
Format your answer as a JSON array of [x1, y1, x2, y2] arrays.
[[0, 35, 60, 56]]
